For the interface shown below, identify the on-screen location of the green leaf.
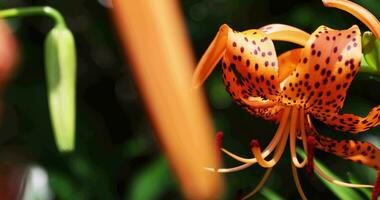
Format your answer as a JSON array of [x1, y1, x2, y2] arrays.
[[297, 148, 363, 200], [49, 171, 79, 200], [361, 31, 380, 75], [348, 173, 372, 199], [260, 187, 284, 200], [127, 157, 173, 200], [45, 25, 76, 152]]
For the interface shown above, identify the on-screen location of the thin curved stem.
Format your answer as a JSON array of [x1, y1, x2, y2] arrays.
[[251, 121, 290, 168], [290, 108, 308, 168], [221, 107, 291, 164], [204, 163, 253, 173], [242, 168, 273, 200], [0, 7, 66, 27], [291, 162, 308, 200], [314, 164, 373, 188], [290, 107, 307, 168], [299, 108, 309, 153]]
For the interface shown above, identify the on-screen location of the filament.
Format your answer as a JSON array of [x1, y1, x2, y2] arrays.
[[291, 162, 308, 200], [204, 163, 253, 173], [299, 108, 308, 153], [250, 121, 290, 168], [314, 164, 373, 188], [290, 107, 307, 168], [242, 168, 273, 200], [221, 107, 291, 164]]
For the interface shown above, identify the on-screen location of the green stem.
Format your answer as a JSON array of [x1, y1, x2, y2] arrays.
[[0, 6, 66, 27]]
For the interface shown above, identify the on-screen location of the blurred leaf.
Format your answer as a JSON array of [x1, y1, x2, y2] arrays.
[[260, 187, 284, 200], [297, 148, 363, 200], [45, 24, 77, 152], [207, 75, 232, 109], [49, 171, 80, 200], [348, 173, 372, 199], [127, 156, 173, 200]]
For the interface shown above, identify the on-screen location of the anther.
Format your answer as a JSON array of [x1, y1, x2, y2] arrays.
[[250, 139, 260, 148], [216, 131, 224, 159]]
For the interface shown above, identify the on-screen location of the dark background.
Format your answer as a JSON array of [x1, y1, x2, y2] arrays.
[[0, 0, 380, 199]]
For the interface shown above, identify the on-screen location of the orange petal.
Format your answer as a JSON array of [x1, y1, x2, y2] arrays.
[[277, 48, 303, 82], [221, 28, 286, 120], [317, 105, 380, 134], [314, 133, 380, 170], [222, 29, 280, 100], [193, 24, 230, 89], [281, 25, 361, 116], [323, 0, 380, 40], [260, 24, 310, 46]]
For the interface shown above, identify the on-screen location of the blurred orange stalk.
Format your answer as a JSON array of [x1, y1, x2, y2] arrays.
[[112, 0, 223, 199]]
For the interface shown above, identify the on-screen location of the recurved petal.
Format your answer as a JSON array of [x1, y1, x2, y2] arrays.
[[280, 25, 361, 116], [323, 0, 380, 41], [222, 29, 280, 101], [221, 28, 285, 120], [260, 24, 310, 46], [315, 133, 380, 170]]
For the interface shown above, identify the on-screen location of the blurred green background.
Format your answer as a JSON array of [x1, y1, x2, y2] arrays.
[[1, 0, 380, 199]]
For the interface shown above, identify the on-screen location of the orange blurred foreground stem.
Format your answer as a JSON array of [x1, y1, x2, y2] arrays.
[[112, 0, 223, 199]]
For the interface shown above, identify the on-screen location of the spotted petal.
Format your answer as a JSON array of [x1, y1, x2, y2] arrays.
[[221, 29, 285, 120], [315, 133, 380, 170], [280, 25, 361, 115]]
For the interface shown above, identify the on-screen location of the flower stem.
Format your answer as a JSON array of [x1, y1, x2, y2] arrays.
[[0, 6, 66, 27]]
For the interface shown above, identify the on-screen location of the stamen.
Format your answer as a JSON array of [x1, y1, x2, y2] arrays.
[[323, 0, 380, 40], [242, 168, 273, 200], [220, 107, 291, 164], [290, 108, 307, 168], [299, 108, 308, 153], [306, 135, 317, 177], [314, 164, 374, 188], [250, 122, 290, 168], [216, 131, 223, 159], [203, 163, 254, 173], [291, 162, 308, 200], [372, 171, 380, 200]]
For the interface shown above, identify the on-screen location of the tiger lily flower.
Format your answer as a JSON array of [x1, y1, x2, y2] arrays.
[[193, 0, 380, 199]]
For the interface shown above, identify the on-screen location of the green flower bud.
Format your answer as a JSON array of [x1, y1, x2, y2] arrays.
[[45, 25, 76, 152], [361, 31, 380, 75]]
